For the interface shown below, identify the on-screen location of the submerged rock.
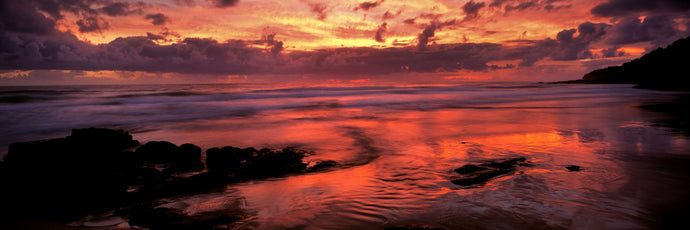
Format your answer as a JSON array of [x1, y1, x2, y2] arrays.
[[565, 165, 581, 172], [206, 146, 309, 178], [451, 157, 527, 187]]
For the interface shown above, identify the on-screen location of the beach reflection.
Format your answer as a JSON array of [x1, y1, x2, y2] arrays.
[[136, 89, 690, 229], [3, 83, 686, 229]]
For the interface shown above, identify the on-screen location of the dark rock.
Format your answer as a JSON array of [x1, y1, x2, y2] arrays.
[[453, 164, 487, 174], [135, 141, 204, 174], [240, 147, 308, 178], [0, 127, 329, 223], [451, 157, 527, 187], [135, 141, 179, 163], [481, 157, 527, 169], [566, 165, 581, 172], [206, 146, 308, 178], [1, 128, 140, 219], [68, 128, 140, 151], [206, 146, 255, 174]]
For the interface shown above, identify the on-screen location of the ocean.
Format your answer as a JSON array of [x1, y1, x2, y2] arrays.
[[1, 82, 689, 229]]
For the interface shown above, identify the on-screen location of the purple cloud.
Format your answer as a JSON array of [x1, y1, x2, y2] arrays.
[[145, 13, 170, 26], [209, 0, 240, 8], [355, 0, 385, 11], [462, 0, 486, 20], [591, 0, 690, 17]]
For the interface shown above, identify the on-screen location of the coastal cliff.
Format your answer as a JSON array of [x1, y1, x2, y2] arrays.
[[567, 36, 690, 90]]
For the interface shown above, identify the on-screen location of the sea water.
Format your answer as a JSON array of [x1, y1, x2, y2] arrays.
[[1, 82, 689, 229]]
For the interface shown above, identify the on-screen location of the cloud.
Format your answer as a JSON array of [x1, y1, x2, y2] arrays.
[[354, 0, 385, 11], [3, 0, 688, 82], [308, 3, 329, 20], [506, 21, 609, 66], [145, 13, 170, 26], [604, 15, 690, 47], [258, 31, 285, 55], [602, 47, 625, 57], [505, 0, 538, 12], [100, 2, 134, 16], [403, 18, 416, 24], [552, 22, 609, 60], [146, 29, 181, 43], [1, 22, 520, 76], [208, 0, 240, 8], [415, 19, 458, 51], [375, 22, 387, 43], [591, 0, 690, 18], [146, 32, 166, 41], [417, 24, 437, 51], [490, 0, 571, 13], [0, 0, 56, 35], [382, 9, 402, 20], [462, 0, 486, 20], [76, 16, 110, 33]]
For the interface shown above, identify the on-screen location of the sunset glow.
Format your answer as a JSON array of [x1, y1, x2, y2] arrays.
[[1, 0, 689, 84]]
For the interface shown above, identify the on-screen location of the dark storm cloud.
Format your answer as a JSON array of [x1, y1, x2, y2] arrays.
[[1, 22, 519, 76], [591, 0, 690, 17], [285, 42, 512, 75], [0, 0, 56, 35], [462, 0, 486, 20], [3, 0, 167, 34], [209, 0, 240, 8], [605, 15, 690, 47], [509, 22, 609, 66], [145, 13, 170, 25], [552, 22, 608, 60], [354, 0, 384, 11]]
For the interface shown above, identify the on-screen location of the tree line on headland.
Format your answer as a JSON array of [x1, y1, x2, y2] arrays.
[[560, 36, 690, 91]]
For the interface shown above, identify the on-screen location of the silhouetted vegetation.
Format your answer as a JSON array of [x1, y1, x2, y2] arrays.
[[563, 36, 690, 90]]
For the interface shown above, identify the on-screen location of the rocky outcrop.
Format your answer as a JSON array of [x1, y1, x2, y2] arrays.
[[451, 157, 527, 187], [0, 127, 337, 224], [135, 141, 205, 174], [561, 36, 690, 90], [1, 128, 140, 219]]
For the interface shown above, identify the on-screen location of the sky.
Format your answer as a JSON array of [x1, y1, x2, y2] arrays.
[[1, 0, 689, 85]]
